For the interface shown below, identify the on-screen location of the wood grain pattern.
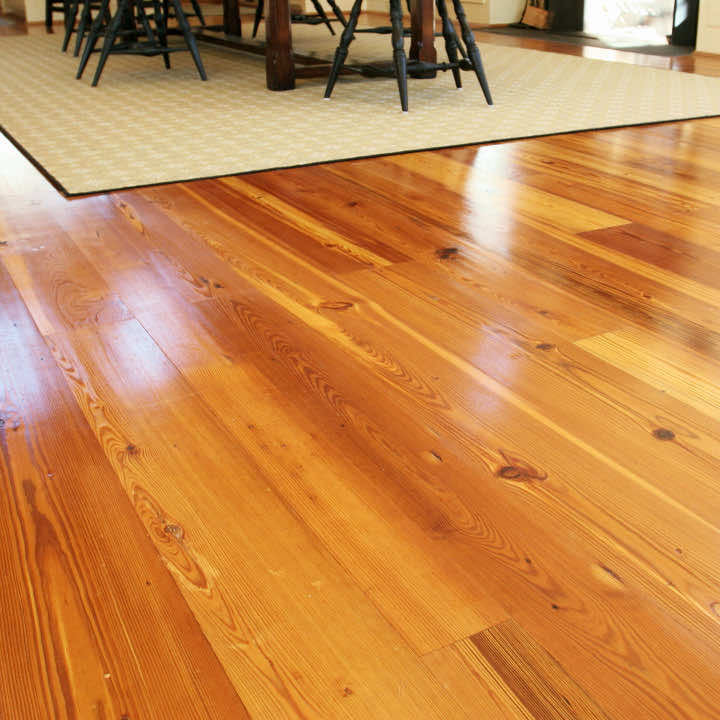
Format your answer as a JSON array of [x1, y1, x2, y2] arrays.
[[468, 620, 610, 720], [0, 265, 249, 720], [577, 327, 720, 420], [424, 619, 611, 720], [3, 18, 720, 720]]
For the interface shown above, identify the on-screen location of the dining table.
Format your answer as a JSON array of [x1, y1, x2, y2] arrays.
[[197, 0, 438, 90]]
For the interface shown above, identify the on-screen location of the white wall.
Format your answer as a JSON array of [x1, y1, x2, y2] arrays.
[[697, 0, 720, 53], [25, 0, 45, 22], [490, 0, 524, 24]]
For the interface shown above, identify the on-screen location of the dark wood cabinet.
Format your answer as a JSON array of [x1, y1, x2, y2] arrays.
[[548, 0, 583, 32]]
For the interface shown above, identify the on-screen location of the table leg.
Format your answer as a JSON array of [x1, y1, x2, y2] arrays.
[[410, 0, 436, 75], [266, 0, 295, 89], [223, 0, 241, 35]]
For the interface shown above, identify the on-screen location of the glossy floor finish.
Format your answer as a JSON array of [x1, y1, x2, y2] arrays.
[[2, 18, 720, 720]]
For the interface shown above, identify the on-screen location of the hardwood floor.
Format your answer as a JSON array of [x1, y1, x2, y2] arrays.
[[2, 17, 720, 719]]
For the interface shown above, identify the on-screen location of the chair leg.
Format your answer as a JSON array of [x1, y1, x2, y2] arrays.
[[450, 0, 491, 104], [389, 0, 407, 111], [252, 0, 263, 37], [171, 0, 207, 80], [72, 0, 91, 55], [154, 0, 171, 68], [435, 0, 460, 88], [189, 0, 205, 25], [324, 0, 362, 99], [324, 0, 346, 26], [136, 0, 157, 46], [90, 0, 125, 86], [76, 0, 109, 78], [46, 0, 53, 28], [62, 0, 80, 50], [309, 0, 334, 34], [75, 2, 107, 56]]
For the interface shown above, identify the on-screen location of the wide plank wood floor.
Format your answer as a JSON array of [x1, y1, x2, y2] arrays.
[[2, 16, 720, 720]]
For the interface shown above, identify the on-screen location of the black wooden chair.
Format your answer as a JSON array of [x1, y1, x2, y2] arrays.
[[252, 0, 346, 38], [323, 0, 492, 111], [76, 0, 207, 86]]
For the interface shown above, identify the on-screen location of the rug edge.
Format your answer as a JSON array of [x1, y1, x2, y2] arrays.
[[5, 112, 719, 198], [1, 123, 72, 196]]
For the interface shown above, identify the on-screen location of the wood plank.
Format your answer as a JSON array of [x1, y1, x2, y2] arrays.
[[468, 620, 610, 720], [425, 619, 611, 720], [0, 265, 249, 720], [577, 327, 720, 421], [384, 151, 629, 234], [2, 230, 132, 334], [522, 133, 720, 208], [423, 638, 535, 720], [442, 217, 720, 351], [199, 174, 413, 265], [515, 168, 720, 253], [191, 176, 395, 271], [434, 135, 720, 250], [579, 223, 720, 289]]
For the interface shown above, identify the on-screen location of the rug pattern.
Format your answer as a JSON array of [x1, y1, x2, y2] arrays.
[[2, 28, 720, 194]]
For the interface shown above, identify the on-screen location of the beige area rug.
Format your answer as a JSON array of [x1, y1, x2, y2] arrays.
[[2, 28, 720, 195]]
